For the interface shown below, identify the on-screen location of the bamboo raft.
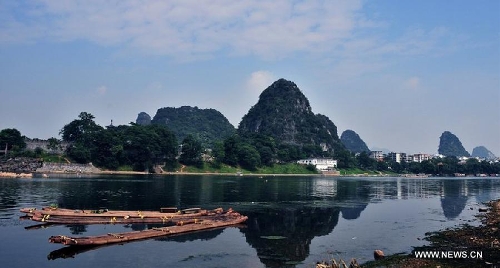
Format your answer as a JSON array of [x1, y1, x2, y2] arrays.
[[20, 206, 215, 224], [48, 209, 247, 246]]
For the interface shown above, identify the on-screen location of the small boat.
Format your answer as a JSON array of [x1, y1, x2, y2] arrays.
[[49, 209, 247, 246]]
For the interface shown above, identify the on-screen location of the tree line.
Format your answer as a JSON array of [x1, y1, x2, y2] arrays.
[[1, 112, 499, 175]]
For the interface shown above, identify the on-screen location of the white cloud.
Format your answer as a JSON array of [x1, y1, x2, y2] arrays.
[[0, 0, 364, 60], [246, 71, 275, 94], [96, 85, 107, 96], [405, 77, 420, 90]]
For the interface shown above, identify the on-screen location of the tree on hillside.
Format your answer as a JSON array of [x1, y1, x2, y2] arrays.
[[211, 141, 225, 168], [223, 136, 240, 166], [47, 137, 62, 153], [60, 112, 103, 143], [237, 143, 261, 171], [0, 128, 26, 154], [60, 112, 104, 163], [179, 134, 203, 168]]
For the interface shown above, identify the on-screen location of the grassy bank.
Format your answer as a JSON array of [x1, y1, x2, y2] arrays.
[[181, 163, 318, 175]]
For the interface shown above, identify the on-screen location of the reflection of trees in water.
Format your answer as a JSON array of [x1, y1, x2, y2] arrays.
[[156, 228, 224, 243], [67, 224, 87, 235], [240, 206, 340, 268], [127, 223, 224, 242], [0, 180, 21, 210], [47, 227, 226, 261], [472, 180, 496, 204], [440, 180, 468, 219]]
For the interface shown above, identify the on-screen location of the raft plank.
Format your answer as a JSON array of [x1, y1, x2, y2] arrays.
[[49, 211, 247, 246]]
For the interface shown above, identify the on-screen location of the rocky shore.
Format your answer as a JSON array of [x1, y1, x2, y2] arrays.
[[0, 157, 42, 174], [362, 199, 500, 268]]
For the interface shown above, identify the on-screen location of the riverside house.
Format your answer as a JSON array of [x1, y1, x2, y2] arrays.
[[297, 158, 338, 171]]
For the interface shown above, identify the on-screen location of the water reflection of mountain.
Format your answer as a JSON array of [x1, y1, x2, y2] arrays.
[[440, 180, 468, 219], [240, 206, 340, 268], [340, 204, 368, 220], [335, 180, 370, 220]]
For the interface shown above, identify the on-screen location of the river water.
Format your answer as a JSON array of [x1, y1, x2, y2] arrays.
[[1, 175, 499, 268]]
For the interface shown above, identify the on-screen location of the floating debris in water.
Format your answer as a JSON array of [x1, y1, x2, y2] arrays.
[[260, 235, 287, 240]]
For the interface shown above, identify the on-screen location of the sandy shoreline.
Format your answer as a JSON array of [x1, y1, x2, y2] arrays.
[[0, 172, 33, 178]]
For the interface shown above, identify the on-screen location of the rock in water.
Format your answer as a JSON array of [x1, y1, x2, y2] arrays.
[[374, 249, 385, 260]]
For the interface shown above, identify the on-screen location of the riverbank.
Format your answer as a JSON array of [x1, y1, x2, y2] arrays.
[[0, 172, 32, 178], [362, 199, 500, 268]]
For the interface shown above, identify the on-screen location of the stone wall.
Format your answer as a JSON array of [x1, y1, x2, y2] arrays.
[[36, 162, 101, 173], [24, 138, 69, 154]]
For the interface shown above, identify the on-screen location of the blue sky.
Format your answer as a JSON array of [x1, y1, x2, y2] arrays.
[[0, 0, 499, 156]]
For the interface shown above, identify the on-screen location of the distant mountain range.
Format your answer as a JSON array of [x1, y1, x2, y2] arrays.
[[340, 130, 370, 154], [133, 80, 494, 159], [472, 146, 496, 160]]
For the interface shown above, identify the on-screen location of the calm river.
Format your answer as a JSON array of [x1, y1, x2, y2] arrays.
[[1, 175, 499, 267]]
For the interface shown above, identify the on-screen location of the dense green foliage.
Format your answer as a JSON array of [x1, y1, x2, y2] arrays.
[[438, 131, 470, 157], [220, 135, 262, 171], [59, 113, 178, 171], [340, 129, 370, 153], [390, 157, 500, 175], [179, 135, 203, 168], [150, 106, 235, 149], [0, 128, 26, 153]]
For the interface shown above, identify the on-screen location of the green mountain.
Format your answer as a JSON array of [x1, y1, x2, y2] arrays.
[[438, 131, 470, 157], [238, 78, 345, 155], [150, 106, 235, 148], [135, 112, 151, 126], [340, 130, 370, 153], [471, 146, 496, 160]]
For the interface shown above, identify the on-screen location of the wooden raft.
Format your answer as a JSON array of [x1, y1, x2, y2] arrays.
[[20, 206, 215, 224], [49, 209, 247, 246], [21, 206, 204, 218]]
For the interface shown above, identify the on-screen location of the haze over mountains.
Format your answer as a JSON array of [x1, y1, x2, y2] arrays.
[[136, 79, 496, 159]]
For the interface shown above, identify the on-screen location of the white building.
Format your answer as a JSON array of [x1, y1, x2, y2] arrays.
[[370, 151, 384, 161], [388, 152, 407, 163], [412, 153, 431, 163], [297, 158, 338, 171]]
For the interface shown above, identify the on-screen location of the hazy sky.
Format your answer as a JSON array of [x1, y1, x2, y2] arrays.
[[0, 0, 498, 156]]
